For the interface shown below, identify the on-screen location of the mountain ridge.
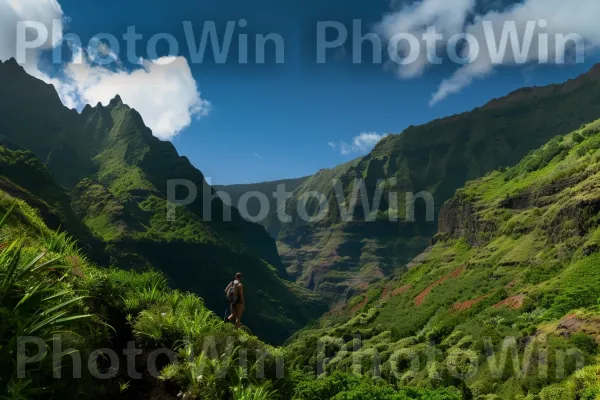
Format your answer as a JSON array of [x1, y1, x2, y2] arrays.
[[287, 118, 600, 399], [7, 56, 600, 398], [0, 57, 326, 344], [256, 62, 600, 300]]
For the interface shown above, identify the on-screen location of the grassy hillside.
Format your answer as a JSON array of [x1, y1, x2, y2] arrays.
[[272, 63, 600, 299], [0, 188, 294, 399], [0, 58, 326, 345], [286, 119, 600, 399], [0, 138, 104, 258], [0, 182, 458, 399]]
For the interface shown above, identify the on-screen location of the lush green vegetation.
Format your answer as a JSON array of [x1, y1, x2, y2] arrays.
[[286, 120, 600, 399], [293, 372, 462, 400], [0, 59, 326, 345], [0, 192, 285, 399], [7, 58, 600, 399], [0, 190, 457, 399], [272, 64, 600, 298]]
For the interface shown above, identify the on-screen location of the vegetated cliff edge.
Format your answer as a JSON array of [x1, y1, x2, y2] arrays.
[[286, 119, 600, 399], [271, 63, 600, 299]]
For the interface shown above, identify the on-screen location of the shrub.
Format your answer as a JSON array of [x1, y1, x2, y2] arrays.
[[570, 332, 598, 356], [293, 371, 462, 400], [539, 385, 574, 400]]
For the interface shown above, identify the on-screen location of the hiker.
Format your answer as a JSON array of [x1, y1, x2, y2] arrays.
[[225, 273, 245, 329]]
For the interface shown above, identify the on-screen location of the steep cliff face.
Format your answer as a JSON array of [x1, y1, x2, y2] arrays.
[[0, 58, 325, 344], [436, 195, 496, 246], [272, 63, 600, 297]]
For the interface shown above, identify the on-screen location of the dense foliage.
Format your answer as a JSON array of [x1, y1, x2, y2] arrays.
[[0, 194, 290, 399], [0, 191, 458, 399], [287, 120, 600, 399], [6, 58, 600, 399], [293, 372, 462, 400]]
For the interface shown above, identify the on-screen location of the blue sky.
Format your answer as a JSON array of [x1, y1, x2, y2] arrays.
[[9, 0, 600, 184]]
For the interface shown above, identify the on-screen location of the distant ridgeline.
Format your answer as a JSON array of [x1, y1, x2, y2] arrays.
[[252, 64, 600, 300], [0, 58, 326, 345]]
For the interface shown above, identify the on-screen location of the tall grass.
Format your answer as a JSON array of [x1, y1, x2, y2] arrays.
[[159, 348, 278, 400], [0, 207, 98, 398], [0, 194, 306, 400]]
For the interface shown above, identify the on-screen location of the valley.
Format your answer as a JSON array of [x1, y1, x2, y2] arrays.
[[3, 59, 600, 399], [222, 63, 600, 303]]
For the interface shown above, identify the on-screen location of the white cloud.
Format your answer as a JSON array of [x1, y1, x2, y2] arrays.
[[0, 0, 210, 140], [89, 37, 120, 65], [62, 52, 210, 140], [332, 132, 388, 155], [253, 153, 264, 160], [376, 0, 600, 105], [377, 0, 476, 79], [431, 0, 600, 105]]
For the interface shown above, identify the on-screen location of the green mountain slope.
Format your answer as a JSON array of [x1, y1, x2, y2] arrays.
[[0, 58, 326, 344], [273, 64, 600, 298], [287, 119, 600, 399], [0, 95, 460, 400], [0, 186, 297, 399], [0, 190, 462, 399], [0, 138, 104, 256]]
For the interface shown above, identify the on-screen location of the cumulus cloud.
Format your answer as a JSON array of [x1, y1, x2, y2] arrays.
[[61, 51, 210, 140], [0, 0, 209, 140], [376, 0, 600, 105], [331, 132, 388, 155]]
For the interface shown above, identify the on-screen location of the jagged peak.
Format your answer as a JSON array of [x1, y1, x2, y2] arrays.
[[0, 58, 25, 73], [108, 95, 123, 107], [80, 95, 128, 112], [2, 58, 17, 66]]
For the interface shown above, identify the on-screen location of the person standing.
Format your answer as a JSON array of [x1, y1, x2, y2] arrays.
[[225, 273, 245, 329]]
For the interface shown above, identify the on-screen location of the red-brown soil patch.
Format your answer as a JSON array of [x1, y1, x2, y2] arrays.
[[351, 297, 369, 313], [381, 287, 389, 300], [452, 292, 494, 311], [557, 314, 582, 336], [414, 266, 464, 306], [505, 281, 516, 289], [390, 284, 413, 298], [555, 314, 600, 339], [493, 293, 526, 309]]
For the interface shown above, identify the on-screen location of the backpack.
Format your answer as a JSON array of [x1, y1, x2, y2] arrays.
[[227, 280, 239, 303]]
